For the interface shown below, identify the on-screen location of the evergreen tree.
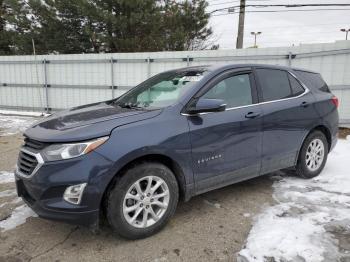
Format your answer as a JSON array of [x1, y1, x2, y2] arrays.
[[162, 0, 214, 50], [0, 0, 216, 54], [85, 0, 165, 52], [0, 0, 11, 55], [0, 0, 32, 55], [27, 0, 97, 54]]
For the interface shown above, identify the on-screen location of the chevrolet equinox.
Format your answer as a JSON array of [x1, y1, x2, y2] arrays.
[[15, 64, 339, 239]]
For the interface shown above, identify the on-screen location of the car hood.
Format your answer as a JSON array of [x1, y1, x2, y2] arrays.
[[24, 101, 162, 142]]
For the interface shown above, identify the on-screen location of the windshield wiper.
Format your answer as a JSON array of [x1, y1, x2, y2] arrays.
[[117, 103, 144, 110]]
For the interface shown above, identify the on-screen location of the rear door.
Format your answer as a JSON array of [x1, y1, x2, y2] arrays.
[[254, 67, 317, 174], [186, 69, 263, 194]]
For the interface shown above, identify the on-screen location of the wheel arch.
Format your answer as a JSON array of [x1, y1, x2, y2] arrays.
[[309, 125, 332, 151], [100, 153, 188, 215], [296, 124, 332, 165]]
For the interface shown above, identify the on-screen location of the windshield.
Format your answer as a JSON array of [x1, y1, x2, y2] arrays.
[[113, 69, 208, 109]]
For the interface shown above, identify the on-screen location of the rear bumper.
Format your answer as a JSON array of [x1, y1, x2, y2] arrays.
[[330, 135, 337, 152]]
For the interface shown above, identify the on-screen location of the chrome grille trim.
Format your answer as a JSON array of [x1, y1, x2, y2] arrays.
[[16, 148, 44, 179]]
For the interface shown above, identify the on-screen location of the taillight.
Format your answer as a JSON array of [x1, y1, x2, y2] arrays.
[[331, 96, 339, 108]]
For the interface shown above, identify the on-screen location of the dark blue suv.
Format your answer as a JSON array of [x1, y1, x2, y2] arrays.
[[15, 64, 339, 239]]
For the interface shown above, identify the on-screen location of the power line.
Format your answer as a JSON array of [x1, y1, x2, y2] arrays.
[[207, 0, 271, 2], [206, 0, 289, 8], [211, 20, 350, 30], [220, 39, 343, 46], [209, 1, 350, 48], [206, 0, 277, 10], [208, 1, 239, 7], [209, 3, 350, 14], [244, 22, 350, 30], [218, 27, 348, 35], [211, 8, 350, 16], [226, 29, 348, 37], [252, 39, 341, 44], [207, 0, 239, 3]]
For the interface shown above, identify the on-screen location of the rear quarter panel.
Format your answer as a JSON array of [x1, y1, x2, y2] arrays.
[[309, 90, 339, 150]]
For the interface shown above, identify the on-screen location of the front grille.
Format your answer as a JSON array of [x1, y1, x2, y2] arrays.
[[24, 137, 47, 151], [17, 151, 38, 176]]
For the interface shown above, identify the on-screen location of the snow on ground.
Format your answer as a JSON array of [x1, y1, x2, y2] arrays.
[[0, 171, 15, 184], [0, 110, 48, 117], [0, 189, 17, 198], [0, 204, 37, 232], [0, 114, 40, 231], [0, 197, 22, 208], [0, 114, 37, 136], [238, 137, 350, 262], [0, 171, 37, 231]]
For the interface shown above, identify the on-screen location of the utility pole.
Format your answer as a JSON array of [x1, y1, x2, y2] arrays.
[[236, 0, 246, 49], [251, 32, 262, 48], [340, 28, 350, 40]]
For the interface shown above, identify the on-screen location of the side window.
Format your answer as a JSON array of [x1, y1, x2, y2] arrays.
[[256, 69, 292, 102], [288, 74, 305, 96], [202, 74, 252, 108]]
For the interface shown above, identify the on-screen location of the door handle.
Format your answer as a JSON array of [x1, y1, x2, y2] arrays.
[[245, 111, 260, 119], [300, 101, 309, 108]]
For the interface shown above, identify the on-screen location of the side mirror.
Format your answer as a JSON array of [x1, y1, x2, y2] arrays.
[[187, 98, 226, 114]]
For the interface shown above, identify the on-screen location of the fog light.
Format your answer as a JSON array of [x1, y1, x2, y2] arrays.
[[63, 183, 87, 205]]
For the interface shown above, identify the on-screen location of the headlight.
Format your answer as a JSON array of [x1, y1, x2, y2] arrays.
[[42, 136, 109, 161]]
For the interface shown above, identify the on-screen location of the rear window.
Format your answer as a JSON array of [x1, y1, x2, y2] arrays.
[[294, 70, 330, 93], [256, 69, 292, 102]]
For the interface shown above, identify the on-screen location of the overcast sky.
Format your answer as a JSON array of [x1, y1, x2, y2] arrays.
[[207, 0, 350, 49]]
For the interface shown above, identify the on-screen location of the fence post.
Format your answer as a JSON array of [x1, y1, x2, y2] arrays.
[[147, 57, 151, 78], [288, 52, 292, 66], [43, 59, 50, 113], [186, 55, 190, 67], [110, 57, 115, 99]]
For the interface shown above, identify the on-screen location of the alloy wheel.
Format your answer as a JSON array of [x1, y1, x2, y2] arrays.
[[305, 138, 325, 172], [123, 176, 170, 228]]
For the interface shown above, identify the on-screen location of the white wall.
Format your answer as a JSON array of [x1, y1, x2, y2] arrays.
[[0, 41, 349, 122]]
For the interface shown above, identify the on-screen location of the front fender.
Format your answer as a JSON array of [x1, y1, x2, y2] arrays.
[[93, 112, 193, 204]]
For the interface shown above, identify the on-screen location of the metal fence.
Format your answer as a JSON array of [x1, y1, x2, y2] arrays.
[[0, 41, 349, 123]]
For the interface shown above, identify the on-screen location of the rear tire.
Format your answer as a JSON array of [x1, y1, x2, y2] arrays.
[[295, 130, 328, 179], [106, 162, 179, 239]]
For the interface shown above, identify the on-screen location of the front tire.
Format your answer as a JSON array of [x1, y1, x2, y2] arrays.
[[106, 162, 179, 239], [295, 130, 328, 179]]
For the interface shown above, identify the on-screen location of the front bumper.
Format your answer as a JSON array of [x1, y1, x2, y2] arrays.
[[15, 150, 114, 228], [16, 177, 99, 227]]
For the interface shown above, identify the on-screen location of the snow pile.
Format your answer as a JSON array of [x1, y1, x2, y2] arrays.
[[0, 171, 15, 184], [0, 115, 37, 136], [238, 137, 350, 262], [0, 204, 37, 232]]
